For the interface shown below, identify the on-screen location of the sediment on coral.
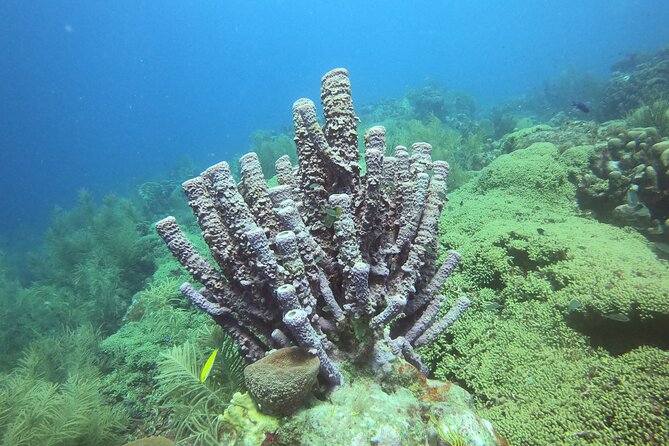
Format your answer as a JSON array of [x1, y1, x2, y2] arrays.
[[155, 68, 469, 385]]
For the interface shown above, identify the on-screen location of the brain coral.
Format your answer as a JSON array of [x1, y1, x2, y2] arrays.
[[244, 346, 320, 416]]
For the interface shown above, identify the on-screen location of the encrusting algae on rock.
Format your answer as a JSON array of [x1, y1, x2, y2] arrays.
[[155, 68, 503, 445]]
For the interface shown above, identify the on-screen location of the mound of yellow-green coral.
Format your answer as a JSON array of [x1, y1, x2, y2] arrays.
[[424, 142, 669, 445]]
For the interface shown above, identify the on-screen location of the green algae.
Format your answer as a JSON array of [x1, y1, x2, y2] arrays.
[[221, 392, 279, 446]]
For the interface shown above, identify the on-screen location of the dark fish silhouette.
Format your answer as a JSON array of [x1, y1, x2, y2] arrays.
[[571, 101, 590, 113]]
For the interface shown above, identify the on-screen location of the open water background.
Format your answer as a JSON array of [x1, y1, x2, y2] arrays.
[[1, 0, 668, 238]]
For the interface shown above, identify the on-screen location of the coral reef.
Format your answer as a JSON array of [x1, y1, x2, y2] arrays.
[[155, 338, 245, 445], [136, 180, 194, 224], [491, 47, 669, 124], [380, 116, 492, 178], [539, 67, 605, 119], [0, 192, 158, 370], [585, 123, 669, 238], [138, 181, 179, 217], [155, 68, 470, 385], [406, 81, 449, 121], [220, 392, 279, 446], [626, 98, 669, 136], [424, 141, 669, 444], [6, 46, 669, 446], [488, 119, 669, 249], [599, 47, 669, 121], [270, 362, 499, 446], [247, 130, 298, 179], [496, 122, 598, 154], [100, 275, 214, 427], [0, 250, 28, 369]]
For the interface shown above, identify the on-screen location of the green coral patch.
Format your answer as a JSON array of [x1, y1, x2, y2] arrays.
[[429, 142, 669, 445], [474, 142, 576, 208]]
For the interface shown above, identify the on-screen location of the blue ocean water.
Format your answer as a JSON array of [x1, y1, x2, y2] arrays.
[[1, 0, 668, 238]]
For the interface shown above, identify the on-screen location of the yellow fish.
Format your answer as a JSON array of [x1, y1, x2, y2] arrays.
[[199, 348, 218, 383]]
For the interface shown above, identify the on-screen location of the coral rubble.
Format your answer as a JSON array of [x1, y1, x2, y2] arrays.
[[155, 68, 470, 386]]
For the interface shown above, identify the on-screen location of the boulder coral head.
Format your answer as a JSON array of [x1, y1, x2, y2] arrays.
[[155, 68, 469, 387], [244, 346, 320, 416]]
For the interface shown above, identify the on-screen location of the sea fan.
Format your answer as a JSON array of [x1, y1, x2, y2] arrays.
[[156, 335, 244, 446]]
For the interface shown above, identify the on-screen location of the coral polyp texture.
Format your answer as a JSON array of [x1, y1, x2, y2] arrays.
[[155, 68, 469, 385]]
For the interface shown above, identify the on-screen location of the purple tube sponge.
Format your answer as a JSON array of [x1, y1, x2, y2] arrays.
[[283, 308, 343, 386], [155, 68, 469, 386]]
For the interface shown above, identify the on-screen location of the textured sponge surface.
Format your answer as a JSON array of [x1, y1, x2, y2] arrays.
[[244, 346, 320, 416]]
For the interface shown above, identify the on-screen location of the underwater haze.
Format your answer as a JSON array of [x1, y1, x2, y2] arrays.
[[2, 1, 669, 445], [1, 0, 668, 237]]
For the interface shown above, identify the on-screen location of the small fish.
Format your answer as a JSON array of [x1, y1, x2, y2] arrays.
[[323, 207, 343, 228], [603, 313, 630, 322], [199, 348, 219, 383], [571, 101, 590, 113], [324, 207, 343, 217], [484, 302, 503, 311], [568, 299, 582, 312], [536, 227, 545, 235]]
